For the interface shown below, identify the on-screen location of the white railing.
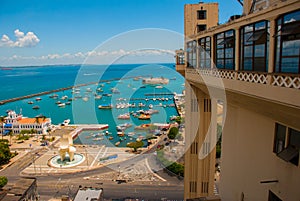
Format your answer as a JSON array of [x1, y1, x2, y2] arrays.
[[237, 71, 268, 84], [272, 74, 300, 89], [185, 68, 300, 90]]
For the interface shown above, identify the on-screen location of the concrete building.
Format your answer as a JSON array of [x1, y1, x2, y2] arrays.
[[0, 178, 38, 201], [177, 0, 300, 200], [0, 110, 51, 135], [184, 2, 219, 37]]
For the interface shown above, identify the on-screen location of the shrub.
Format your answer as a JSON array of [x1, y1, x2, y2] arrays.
[[0, 176, 8, 188]]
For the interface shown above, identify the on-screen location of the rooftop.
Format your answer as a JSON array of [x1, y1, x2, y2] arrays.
[[17, 117, 50, 124], [73, 187, 103, 201]]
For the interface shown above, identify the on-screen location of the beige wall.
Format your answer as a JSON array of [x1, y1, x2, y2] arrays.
[[184, 3, 218, 38], [220, 104, 300, 201]]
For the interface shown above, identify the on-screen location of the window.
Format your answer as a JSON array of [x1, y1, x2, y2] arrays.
[[275, 10, 300, 73], [186, 40, 197, 68], [198, 37, 211, 69], [197, 10, 207, 19], [197, 24, 207, 32], [190, 181, 197, 193], [176, 51, 185, 65], [240, 21, 269, 72], [274, 123, 300, 166], [215, 30, 235, 70], [268, 190, 282, 201]]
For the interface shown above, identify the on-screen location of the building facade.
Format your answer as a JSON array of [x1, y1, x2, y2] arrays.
[[177, 0, 300, 200], [0, 110, 51, 135]]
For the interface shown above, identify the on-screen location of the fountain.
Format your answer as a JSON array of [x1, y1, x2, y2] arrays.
[[49, 134, 85, 168]]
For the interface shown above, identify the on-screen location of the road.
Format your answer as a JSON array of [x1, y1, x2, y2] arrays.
[[0, 148, 184, 200]]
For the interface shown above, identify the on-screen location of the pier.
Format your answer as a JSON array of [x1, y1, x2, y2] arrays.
[[0, 76, 147, 105]]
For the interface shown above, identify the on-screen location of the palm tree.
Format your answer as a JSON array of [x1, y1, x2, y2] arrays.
[[0, 116, 5, 140]]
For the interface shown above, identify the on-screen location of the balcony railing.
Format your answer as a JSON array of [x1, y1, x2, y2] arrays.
[[186, 68, 300, 90]]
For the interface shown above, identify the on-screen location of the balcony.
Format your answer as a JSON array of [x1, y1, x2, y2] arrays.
[[186, 68, 300, 108]]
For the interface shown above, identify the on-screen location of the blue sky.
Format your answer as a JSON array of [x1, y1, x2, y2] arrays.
[[0, 0, 242, 66]]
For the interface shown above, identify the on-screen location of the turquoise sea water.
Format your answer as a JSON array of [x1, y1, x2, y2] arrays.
[[0, 63, 185, 147]]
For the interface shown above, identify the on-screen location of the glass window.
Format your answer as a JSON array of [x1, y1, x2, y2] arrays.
[[215, 30, 235, 70], [197, 10, 207, 20], [274, 123, 299, 166], [187, 40, 197, 68], [197, 25, 206, 32], [240, 20, 269, 72], [275, 10, 300, 73], [198, 36, 211, 69]]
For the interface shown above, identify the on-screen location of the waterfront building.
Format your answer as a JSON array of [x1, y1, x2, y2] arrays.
[[176, 0, 300, 200], [0, 110, 51, 135]]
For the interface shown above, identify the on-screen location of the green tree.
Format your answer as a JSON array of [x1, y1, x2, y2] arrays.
[[0, 141, 11, 165], [126, 141, 144, 152], [168, 127, 179, 140], [175, 116, 182, 125], [0, 176, 8, 188]]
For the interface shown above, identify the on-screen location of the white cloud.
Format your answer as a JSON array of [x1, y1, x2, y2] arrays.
[[0, 29, 40, 47]]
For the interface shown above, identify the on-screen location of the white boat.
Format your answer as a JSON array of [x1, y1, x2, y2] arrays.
[[63, 119, 70, 125], [149, 104, 153, 109], [35, 97, 42, 101], [115, 141, 120, 146], [58, 103, 66, 107], [82, 97, 89, 102], [61, 95, 68, 100]]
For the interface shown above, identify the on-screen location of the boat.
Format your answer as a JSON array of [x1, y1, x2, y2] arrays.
[[32, 105, 40, 110], [98, 104, 113, 109], [103, 93, 112, 97], [63, 119, 70, 125], [93, 137, 104, 141], [27, 101, 34, 104], [116, 123, 132, 131], [58, 103, 66, 107], [138, 114, 151, 120], [138, 102, 145, 107], [117, 132, 125, 137], [134, 124, 152, 130], [95, 95, 102, 100], [155, 85, 163, 89], [49, 94, 59, 98], [127, 132, 135, 137], [82, 97, 89, 102], [149, 104, 153, 109], [115, 141, 120, 146], [61, 95, 68, 100], [86, 88, 92, 92], [96, 88, 103, 92], [65, 102, 71, 105], [109, 136, 114, 140], [111, 88, 120, 94], [142, 77, 169, 85], [35, 97, 42, 101], [118, 113, 130, 120]]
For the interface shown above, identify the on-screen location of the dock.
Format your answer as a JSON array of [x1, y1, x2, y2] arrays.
[[0, 75, 148, 105]]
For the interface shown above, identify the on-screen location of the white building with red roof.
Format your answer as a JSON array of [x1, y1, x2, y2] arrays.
[[0, 110, 51, 135]]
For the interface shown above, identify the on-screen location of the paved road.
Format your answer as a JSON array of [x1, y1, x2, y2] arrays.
[[1, 148, 184, 200]]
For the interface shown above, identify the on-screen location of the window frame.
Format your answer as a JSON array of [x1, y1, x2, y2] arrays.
[[198, 36, 211, 69], [197, 10, 207, 20], [273, 123, 299, 166], [186, 40, 197, 68], [275, 9, 300, 74], [215, 30, 235, 70], [240, 20, 269, 72]]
